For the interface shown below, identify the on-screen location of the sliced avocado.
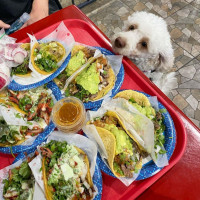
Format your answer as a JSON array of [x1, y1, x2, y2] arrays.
[[75, 62, 100, 94], [104, 124, 133, 156], [66, 50, 86, 76], [129, 102, 155, 120]]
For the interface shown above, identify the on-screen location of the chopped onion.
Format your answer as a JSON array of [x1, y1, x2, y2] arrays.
[[155, 145, 161, 153], [78, 187, 84, 194], [89, 188, 93, 197], [99, 69, 104, 73], [83, 180, 90, 189]]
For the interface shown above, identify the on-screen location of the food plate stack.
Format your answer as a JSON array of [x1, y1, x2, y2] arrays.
[[0, 22, 176, 200]]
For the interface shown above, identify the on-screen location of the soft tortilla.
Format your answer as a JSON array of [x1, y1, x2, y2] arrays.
[[42, 146, 94, 200], [114, 90, 151, 107], [0, 99, 27, 115], [91, 111, 143, 177], [75, 147, 94, 188], [92, 66, 115, 101], [95, 127, 116, 175], [0, 138, 25, 147], [105, 111, 144, 150], [31, 41, 66, 75], [71, 45, 94, 58]]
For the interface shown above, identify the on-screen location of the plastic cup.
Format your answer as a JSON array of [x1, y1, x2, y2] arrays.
[[51, 97, 86, 133]]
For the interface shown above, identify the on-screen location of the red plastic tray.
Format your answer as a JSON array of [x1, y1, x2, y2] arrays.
[[1, 6, 187, 200]]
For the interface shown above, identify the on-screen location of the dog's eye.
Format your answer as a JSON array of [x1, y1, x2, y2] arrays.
[[141, 41, 147, 48], [128, 25, 135, 30]]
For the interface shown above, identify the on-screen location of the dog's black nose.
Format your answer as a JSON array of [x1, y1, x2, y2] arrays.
[[114, 37, 126, 48]]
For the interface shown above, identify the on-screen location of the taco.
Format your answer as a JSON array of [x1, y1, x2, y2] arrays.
[[40, 140, 95, 200], [0, 86, 54, 146], [114, 90, 166, 157], [89, 111, 143, 178], [11, 43, 32, 77], [63, 55, 115, 103], [54, 45, 96, 89], [2, 153, 37, 200], [31, 41, 66, 75]]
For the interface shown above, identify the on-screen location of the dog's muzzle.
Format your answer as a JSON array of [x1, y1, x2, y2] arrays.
[[114, 37, 126, 48]]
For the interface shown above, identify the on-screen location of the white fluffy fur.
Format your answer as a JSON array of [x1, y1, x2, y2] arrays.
[[111, 12, 177, 95]]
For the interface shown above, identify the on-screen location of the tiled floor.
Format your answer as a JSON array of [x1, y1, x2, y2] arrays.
[[59, 0, 200, 127]]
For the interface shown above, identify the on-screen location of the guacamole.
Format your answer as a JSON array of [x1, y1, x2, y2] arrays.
[[66, 50, 86, 76], [75, 62, 100, 94], [104, 124, 133, 155], [129, 101, 155, 120]]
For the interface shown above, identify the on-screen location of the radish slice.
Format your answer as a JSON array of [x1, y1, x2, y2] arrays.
[[13, 52, 26, 64], [6, 60, 19, 68], [12, 47, 27, 58]]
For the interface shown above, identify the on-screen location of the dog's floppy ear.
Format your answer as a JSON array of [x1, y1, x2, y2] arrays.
[[158, 47, 174, 72]]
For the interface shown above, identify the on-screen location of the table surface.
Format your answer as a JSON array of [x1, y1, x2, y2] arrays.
[[8, 5, 200, 200]]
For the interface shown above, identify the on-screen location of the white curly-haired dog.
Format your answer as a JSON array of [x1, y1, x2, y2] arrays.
[[111, 11, 177, 95]]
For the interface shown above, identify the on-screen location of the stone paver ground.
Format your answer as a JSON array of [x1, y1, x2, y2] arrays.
[[59, 0, 200, 127]]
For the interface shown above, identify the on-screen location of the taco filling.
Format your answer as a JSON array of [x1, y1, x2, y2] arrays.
[[0, 117, 26, 145], [115, 90, 166, 158], [64, 56, 115, 102], [0, 86, 54, 146], [31, 41, 66, 75], [54, 46, 95, 89], [40, 140, 95, 200], [2, 157, 36, 200], [92, 112, 143, 178], [11, 43, 32, 77]]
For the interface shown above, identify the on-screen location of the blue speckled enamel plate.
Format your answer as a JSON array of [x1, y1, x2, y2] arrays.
[[0, 81, 60, 154], [96, 90, 176, 180], [54, 47, 124, 109], [13, 147, 103, 200], [8, 53, 71, 91]]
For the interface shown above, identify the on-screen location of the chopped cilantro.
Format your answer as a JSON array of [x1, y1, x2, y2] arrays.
[[159, 108, 167, 113], [103, 70, 108, 75], [129, 97, 136, 103], [19, 161, 32, 179], [65, 88, 70, 97], [49, 99, 54, 107], [159, 149, 167, 154], [15, 113, 21, 118], [27, 121, 33, 125]]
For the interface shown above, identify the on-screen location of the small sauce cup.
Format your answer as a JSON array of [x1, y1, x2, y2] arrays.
[[51, 97, 86, 133]]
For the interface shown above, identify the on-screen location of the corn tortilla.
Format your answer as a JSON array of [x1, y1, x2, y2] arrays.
[[31, 42, 66, 75], [114, 90, 151, 107], [42, 146, 94, 199], [91, 111, 143, 177]]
